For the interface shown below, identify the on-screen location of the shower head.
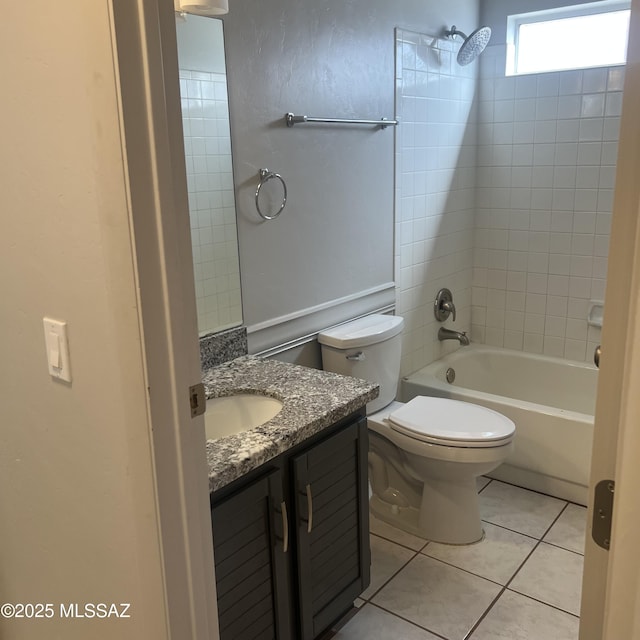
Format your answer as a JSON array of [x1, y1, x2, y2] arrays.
[[445, 25, 492, 66]]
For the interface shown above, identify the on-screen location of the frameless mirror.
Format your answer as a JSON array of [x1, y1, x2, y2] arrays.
[[175, 14, 242, 335]]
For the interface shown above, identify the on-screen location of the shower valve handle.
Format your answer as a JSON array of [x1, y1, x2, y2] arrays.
[[434, 288, 457, 322], [441, 300, 457, 322]]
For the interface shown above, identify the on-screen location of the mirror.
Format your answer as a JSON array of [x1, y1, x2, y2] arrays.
[[175, 14, 242, 335]]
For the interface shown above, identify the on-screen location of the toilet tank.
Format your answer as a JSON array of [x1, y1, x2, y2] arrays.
[[318, 314, 404, 413]]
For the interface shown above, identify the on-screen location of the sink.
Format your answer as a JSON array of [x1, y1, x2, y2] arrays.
[[204, 394, 283, 440]]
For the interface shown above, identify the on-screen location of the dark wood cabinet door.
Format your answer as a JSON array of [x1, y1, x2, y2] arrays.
[[211, 469, 293, 640], [292, 418, 370, 639]]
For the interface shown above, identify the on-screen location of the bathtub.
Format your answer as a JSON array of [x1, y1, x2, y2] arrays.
[[401, 345, 597, 505]]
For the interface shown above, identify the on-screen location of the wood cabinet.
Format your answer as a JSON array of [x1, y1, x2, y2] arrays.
[[210, 412, 370, 640], [210, 469, 292, 639]]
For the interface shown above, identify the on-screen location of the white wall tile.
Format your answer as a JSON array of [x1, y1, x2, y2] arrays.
[[557, 95, 581, 119], [472, 57, 619, 363], [524, 332, 544, 353], [605, 92, 623, 117], [559, 71, 583, 95], [581, 94, 605, 118], [516, 76, 538, 99], [396, 29, 478, 374], [607, 68, 625, 91], [583, 68, 608, 93]]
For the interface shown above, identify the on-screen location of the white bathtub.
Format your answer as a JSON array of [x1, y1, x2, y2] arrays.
[[401, 345, 597, 505]]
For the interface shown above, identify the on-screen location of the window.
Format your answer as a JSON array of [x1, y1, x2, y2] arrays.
[[506, 1, 631, 76]]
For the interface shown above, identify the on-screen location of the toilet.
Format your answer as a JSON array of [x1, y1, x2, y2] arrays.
[[318, 314, 515, 545]]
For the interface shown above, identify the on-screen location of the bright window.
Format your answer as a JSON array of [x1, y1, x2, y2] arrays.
[[506, 1, 630, 76]]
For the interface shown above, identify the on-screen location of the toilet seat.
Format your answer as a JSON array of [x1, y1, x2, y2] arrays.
[[388, 396, 515, 448]]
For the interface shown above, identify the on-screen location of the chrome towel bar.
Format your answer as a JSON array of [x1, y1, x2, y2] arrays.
[[285, 112, 399, 129]]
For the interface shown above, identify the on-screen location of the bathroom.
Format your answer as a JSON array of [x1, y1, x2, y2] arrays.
[[2, 0, 638, 639], [178, 0, 624, 636], [175, 0, 638, 634]]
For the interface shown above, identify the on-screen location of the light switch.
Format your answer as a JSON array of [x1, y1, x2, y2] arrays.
[[43, 318, 72, 383]]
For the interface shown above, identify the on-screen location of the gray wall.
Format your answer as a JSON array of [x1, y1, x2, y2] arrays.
[[222, 0, 479, 352], [481, 0, 608, 41]]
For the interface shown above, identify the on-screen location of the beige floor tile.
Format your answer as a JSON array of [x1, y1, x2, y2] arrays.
[[510, 542, 584, 615], [333, 604, 441, 639], [423, 521, 537, 585], [360, 535, 416, 600], [543, 504, 587, 554], [372, 554, 502, 639], [477, 476, 492, 492], [479, 481, 566, 538], [470, 589, 579, 640], [370, 513, 428, 551]]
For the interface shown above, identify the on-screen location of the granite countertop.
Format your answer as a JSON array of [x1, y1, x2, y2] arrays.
[[202, 356, 379, 493]]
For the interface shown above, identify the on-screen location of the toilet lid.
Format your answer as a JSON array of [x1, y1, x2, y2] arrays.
[[388, 396, 515, 446]]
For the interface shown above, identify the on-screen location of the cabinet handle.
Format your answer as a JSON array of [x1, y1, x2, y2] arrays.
[[280, 500, 289, 553], [306, 483, 313, 534]]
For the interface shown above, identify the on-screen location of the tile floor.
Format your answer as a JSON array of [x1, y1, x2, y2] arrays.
[[328, 478, 586, 640]]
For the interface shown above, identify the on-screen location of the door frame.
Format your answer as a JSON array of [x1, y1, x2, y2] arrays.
[[109, 0, 218, 637], [580, 0, 640, 636], [109, 0, 640, 636]]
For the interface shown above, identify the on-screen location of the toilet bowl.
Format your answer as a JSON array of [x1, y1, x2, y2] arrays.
[[368, 398, 513, 544], [318, 313, 516, 545]]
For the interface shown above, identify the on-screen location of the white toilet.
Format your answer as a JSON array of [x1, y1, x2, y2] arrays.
[[318, 314, 515, 545]]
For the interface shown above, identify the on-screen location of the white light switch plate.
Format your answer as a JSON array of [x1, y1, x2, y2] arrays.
[[43, 318, 72, 383]]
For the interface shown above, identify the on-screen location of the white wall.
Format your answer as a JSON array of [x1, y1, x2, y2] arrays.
[[176, 13, 226, 74], [0, 4, 168, 638], [395, 29, 478, 376], [471, 1, 621, 361], [222, 0, 479, 354]]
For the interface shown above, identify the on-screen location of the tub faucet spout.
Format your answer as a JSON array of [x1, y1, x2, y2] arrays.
[[438, 327, 470, 346]]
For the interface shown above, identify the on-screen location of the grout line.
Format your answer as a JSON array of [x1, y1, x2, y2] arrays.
[[369, 530, 429, 554], [541, 539, 585, 556], [463, 585, 506, 640], [477, 477, 493, 494], [503, 502, 569, 589], [361, 542, 422, 603], [418, 550, 507, 589], [464, 502, 572, 639], [485, 476, 585, 506], [478, 518, 541, 541], [368, 602, 450, 640], [504, 586, 581, 619], [367, 485, 583, 638]]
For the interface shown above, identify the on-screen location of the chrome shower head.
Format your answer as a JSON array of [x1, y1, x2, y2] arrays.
[[445, 25, 492, 66]]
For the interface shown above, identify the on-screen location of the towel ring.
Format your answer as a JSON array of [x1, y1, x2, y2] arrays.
[[255, 168, 287, 220]]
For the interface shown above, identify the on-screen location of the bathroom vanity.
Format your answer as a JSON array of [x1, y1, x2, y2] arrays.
[[203, 357, 378, 640]]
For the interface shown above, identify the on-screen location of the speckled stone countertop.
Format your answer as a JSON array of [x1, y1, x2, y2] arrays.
[[202, 356, 379, 493]]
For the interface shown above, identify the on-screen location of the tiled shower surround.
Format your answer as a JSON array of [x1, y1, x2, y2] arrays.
[[180, 69, 242, 334], [396, 32, 621, 371], [395, 30, 478, 377], [471, 46, 621, 361]]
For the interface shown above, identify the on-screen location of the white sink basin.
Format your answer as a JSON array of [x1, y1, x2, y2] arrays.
[[205, 394, 283, 440]]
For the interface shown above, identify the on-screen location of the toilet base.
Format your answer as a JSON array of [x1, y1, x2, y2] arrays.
[[370, 495, 425, 539], [370, 475, 485, 545], [419, 475, 484, 544]]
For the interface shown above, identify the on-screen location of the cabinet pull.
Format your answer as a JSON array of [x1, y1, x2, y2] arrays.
[[306, 483, 313, 534], [281, 500, 289, 553]]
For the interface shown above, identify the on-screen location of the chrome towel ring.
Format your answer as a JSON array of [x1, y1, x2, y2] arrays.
[[255, 168, 287, 220]]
